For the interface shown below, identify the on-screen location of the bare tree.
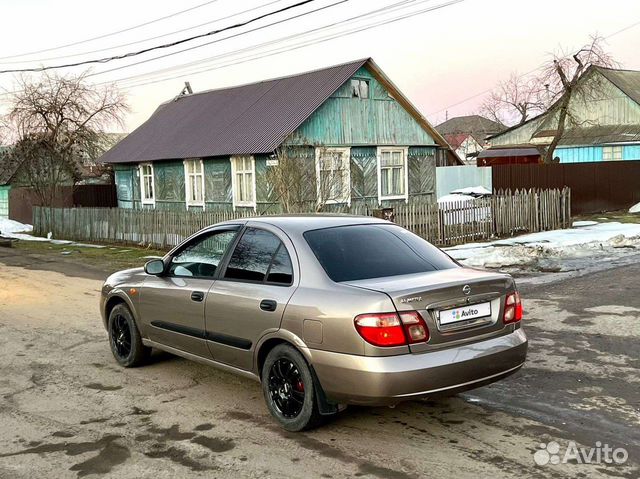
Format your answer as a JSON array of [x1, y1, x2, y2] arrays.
[[479, 73, 548, 126], [1, 71, 128, 206], [539, 35, 618, 163], [265, 146, 315, 213], [266, 144, 348, 213]]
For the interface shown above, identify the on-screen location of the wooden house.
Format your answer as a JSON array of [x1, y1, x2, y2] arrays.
[[100, 58, 458, 211]]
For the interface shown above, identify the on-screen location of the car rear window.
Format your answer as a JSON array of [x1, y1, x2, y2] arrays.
[[304, 224, 457, 282]]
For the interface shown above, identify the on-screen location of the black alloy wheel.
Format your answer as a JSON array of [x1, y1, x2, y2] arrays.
[[107, 303, 150, 368], [268, 358, 306, 419], [110, 313, 132, 360], [261, 344, 322, 431]]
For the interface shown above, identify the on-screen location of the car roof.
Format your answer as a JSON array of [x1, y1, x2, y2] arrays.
[[217, 214, 391, 235]]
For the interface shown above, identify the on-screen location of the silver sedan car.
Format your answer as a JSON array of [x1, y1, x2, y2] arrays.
[[100, 216, 527, 431]]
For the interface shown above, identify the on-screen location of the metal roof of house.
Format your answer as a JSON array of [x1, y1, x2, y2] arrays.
[[102, 58, 455, 164], [443, 133, 471, 150], [436, 115, 505, 141], [478, 147, 541, 158], [101, 59, 369, 163], [596, 67, 640, 106], [532, 124, 640, 146]]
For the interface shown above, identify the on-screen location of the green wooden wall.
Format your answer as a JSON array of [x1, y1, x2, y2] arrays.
[[287, 67, 436, 147]]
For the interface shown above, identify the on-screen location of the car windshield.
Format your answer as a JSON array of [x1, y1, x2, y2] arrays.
[[304, 224, 458, 282]]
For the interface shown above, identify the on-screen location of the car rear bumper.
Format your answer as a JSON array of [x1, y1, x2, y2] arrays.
[[310, 328, 527, 406]]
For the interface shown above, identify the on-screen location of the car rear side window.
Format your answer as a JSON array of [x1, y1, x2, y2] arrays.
[[224, 228, 293, 284], [266, 244, 293, 285], [304, 224, 457, 282]]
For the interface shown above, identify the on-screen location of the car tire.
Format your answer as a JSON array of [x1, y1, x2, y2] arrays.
[[261, 344, 322, 432], [108, 303, 150, 368]]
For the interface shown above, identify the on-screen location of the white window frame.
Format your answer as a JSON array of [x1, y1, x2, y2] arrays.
[[315, 147, 351, 206], [602, 145, 623, 161], [139, 162, 155, 207], [183, 158, 206, 209], [377, 146, 409, 204], [230, 155, 256, 209]]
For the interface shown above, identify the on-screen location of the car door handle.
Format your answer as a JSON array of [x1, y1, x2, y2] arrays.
[[260, 299, 277, 312], [191, 291, 205, 302]]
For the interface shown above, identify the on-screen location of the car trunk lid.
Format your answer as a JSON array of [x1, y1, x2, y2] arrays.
[[344, 268, 515, 352]]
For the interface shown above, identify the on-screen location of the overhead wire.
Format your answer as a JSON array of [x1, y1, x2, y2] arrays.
[[87, 0, 422, 81], [0, 0, 286, 65], [0, 0, 224, 61], [0, 0, 321, 74], [113, 0, 465, 89]]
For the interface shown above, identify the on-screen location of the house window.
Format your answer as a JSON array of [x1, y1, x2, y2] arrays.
[[184, 159, 205, 208], [230, 155, 256, 208], [602, 145, 623, 161], [377, 147, 408, 202], [139, 163, 155, 206], [315, 147, 351, 205], [351, 79, 369, 99]]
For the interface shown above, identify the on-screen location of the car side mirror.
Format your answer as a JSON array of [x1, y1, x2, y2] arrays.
[[144, 259, 165, 276]]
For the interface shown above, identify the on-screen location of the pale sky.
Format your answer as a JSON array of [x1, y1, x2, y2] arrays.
[[1, 0, 639, 133]]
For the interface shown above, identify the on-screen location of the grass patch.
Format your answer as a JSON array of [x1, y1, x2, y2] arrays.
[[13, 240, 168, 272], [575, 210, 640, 224]]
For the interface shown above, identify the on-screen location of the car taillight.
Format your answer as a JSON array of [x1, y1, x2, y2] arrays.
[[503, 292, 523, 324], [354, 311, 429, 347]]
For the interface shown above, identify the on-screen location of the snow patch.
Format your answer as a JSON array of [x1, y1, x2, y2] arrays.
[[0, 218, 104, 247], [630, 202, 640, 214], [449, 186, 492, 197], [437, 193, 476, 204], [572, 220, 598, 227], [0, 218, 33, 235], [446, 221, 640, 270]]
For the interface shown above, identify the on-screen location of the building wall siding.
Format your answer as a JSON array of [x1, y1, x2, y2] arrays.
[[408, 146, 436, 202], [555, 144, 640, 163], [489, 115, 546, 147], [555, 146, 603, 163], [623, 144, 640, 160], [350, 146, 377, 202], [287, 67, 436, 147], [114, 164, 137, 209]]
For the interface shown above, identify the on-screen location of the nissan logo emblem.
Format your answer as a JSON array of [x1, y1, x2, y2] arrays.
[[462, 285, 471, 295]]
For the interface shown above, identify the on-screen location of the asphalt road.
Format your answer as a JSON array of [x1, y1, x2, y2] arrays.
[[0, 246, 638, 478]]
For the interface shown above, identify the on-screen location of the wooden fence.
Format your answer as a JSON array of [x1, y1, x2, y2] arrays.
[[33, 188, 571, 249]]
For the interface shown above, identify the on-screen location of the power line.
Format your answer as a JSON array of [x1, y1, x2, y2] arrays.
[[0, 0, 286, 65], [0, 0, 223, 61], [0, 0, 356, 98], [117, 0, 466, 90], [112, 0, 441, 86], [88, 0, 418, 81], [0, 0, 321, 74]]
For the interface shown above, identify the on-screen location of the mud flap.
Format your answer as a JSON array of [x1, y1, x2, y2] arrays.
[[310, 366, 339, 416]]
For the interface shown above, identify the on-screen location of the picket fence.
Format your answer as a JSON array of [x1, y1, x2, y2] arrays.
[[33, 188, 571, 249]]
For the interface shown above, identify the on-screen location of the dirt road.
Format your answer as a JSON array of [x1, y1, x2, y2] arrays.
[[0, 247, 638, 478]]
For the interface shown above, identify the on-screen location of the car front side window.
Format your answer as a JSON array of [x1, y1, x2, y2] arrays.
[[169, 229, 239, 278]]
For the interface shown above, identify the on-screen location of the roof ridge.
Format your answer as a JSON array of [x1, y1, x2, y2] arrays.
[[163, 57, 370, 104], [594, 65, 640, 74]]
